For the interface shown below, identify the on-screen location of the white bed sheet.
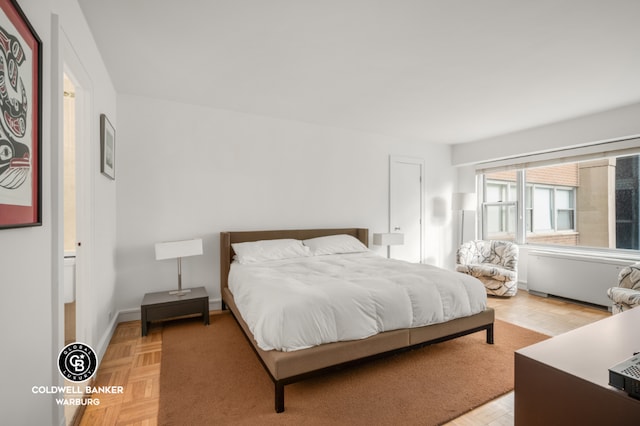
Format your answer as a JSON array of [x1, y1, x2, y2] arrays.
[[229, 252, 487, 352]]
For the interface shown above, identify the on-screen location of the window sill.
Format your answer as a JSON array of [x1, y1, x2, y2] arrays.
[[524, 244, 640, 264], [527, 231, 578, 236]]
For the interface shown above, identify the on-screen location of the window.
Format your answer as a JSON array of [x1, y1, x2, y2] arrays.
[[480, 154, 640, 251], [482, 172, 517, 241], [555, 188, 575, 231], [616, 156, 640, 249], [532, 186, 553, 231], [525, 185, 575, 233]]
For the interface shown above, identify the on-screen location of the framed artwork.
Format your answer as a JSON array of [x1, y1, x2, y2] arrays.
[[0, 0, 42, 229], [100, 114, 115, 180]]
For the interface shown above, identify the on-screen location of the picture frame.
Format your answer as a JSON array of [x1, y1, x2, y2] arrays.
[[0, 0, 42, 229], [100, 114, 115, 180]]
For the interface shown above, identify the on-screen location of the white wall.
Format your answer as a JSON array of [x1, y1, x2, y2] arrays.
[[115, 94, 457, 312], [452, 101, 640, 166], [0, 1, 117, 425]]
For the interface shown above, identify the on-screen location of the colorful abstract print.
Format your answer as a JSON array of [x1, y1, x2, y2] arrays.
[[0, 24, 30, 191]]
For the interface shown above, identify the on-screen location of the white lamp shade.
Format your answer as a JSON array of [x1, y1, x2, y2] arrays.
[[373, 233, 404, 246], [155, 238, 203, 260], [451, 193, 476, 211]]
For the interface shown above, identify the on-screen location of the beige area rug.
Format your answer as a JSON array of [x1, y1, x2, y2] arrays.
[[158, 312, 548, 425]]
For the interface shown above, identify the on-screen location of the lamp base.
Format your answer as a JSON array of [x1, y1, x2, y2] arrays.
[[169, 288, 191, 296]]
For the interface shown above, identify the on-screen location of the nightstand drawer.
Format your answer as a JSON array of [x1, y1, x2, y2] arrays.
[[141, 287, 209, 336], [144, 298, 205, 321]]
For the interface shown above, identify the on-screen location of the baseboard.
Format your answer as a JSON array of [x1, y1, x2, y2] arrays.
[[117, 307, 141, 323], [96, 311, 120, 361], [209, 298, 222, 312], [528, 289, 548, 298]]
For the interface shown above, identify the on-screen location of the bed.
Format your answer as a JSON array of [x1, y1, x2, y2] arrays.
[[220, 228, 494, 412]]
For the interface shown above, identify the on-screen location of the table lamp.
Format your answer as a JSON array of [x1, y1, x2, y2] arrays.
[[155, 238, 203, 295], [373, 232, 404, 258]]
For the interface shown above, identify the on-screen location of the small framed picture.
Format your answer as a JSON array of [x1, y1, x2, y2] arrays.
[[100, 114, 115, 180]]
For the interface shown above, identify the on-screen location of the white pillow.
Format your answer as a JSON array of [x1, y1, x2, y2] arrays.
[[232, 239, 311, 264], [303, 234, 368, 255]]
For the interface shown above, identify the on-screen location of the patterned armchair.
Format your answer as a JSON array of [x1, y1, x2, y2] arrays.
[[607, 263, 640, 314], [456, 240, 519, 297]]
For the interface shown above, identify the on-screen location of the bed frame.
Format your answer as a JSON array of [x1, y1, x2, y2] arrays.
[[220, 228, 495, 413]]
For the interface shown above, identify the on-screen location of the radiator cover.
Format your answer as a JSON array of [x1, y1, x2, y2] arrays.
[[527, 251, 630, 308]]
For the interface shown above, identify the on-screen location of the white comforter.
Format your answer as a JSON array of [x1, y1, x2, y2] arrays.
[[229, 252, 487, 352]]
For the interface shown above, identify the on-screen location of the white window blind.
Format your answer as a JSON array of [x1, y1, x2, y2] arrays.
[[475, 137, 640, 174]]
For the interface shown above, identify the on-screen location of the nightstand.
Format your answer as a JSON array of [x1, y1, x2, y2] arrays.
[[141, 286, 209, 336]]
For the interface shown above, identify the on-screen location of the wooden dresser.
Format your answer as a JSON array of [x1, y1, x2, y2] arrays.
[[515, 306, 640, 424]]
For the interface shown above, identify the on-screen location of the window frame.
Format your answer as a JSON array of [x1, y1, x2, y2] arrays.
[[525, 183, 577, 234], [480, 175, 518, 241], [554, 186, 576, 232]]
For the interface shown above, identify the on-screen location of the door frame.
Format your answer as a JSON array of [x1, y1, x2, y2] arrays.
[[60, 25, 95, 348], [389, 155, 425, 262]]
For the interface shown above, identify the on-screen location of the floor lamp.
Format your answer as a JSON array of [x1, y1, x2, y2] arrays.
[[452, 193, 476, 246]]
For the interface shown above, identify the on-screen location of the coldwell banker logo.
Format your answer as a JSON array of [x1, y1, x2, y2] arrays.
[[58, 342, 98, 382]]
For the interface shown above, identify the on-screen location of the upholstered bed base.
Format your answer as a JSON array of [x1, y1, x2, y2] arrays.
[[220, 228, 495, 413]]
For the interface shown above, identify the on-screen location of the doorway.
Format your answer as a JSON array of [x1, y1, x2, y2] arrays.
[[62, 71, 85, 426], [63, 74, 76, 345], [61, 61, 94, 423], [61, 26, 94, 349], [389, 156, 424, 262]]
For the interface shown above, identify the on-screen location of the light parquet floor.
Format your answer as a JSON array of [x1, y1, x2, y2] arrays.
[[78, 291, 610, 426], [78, 320, 162, 426], [446, 291, 610, 426]]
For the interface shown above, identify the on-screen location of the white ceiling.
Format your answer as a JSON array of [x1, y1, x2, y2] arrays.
[[78, 0, 640, 144]]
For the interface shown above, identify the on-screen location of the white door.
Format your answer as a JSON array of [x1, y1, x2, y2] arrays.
[[389, 156, 424, 262], [63, 73, 77, 345]]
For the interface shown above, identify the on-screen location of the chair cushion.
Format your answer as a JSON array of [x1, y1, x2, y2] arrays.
[[618, 263, 640, 291], [456, 264, 517, 282], [607, 287, 640, 307], [456, 240, 518, 270]]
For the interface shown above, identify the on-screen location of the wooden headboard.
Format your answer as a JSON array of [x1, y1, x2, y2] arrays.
[[219, 228, 368, 294]]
